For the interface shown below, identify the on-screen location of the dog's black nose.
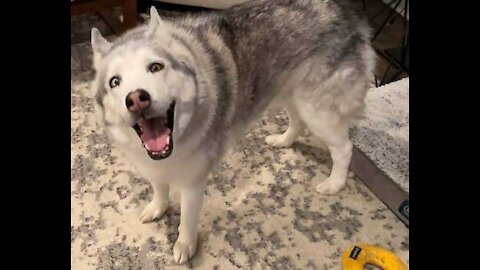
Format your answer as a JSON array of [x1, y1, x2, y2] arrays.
[[126, 89, 151, 112]]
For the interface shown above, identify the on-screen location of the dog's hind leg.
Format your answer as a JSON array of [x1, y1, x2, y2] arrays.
[[288, 57, 368, 195], [297, 106, 353, 195], [265, 102, 304, 148]]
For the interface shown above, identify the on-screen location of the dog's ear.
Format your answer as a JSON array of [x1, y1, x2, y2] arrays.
[[145, 6, 164, 37], [91, 28, 111, 67], [91, 28, 111, 54]]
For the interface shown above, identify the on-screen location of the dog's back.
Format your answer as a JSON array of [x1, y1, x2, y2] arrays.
[[223, 0, 373, 123], [171, 0, 374, 143]]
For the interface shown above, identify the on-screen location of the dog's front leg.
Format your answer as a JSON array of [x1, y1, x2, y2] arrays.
[[140, 182, 169, 223], [173, 182, 205, 264]]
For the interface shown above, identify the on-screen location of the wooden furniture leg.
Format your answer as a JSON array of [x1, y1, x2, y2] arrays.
[[71, 0, 137, 35]]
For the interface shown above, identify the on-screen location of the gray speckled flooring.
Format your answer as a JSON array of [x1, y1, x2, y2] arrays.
[[351, 78, 409, 192], [71, 9, 409, 269]]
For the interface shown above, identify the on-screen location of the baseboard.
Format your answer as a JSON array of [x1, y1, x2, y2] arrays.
[[350, 146, 409, 227]]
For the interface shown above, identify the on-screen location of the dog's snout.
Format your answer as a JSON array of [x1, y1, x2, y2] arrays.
[[126, 89, 151, 112]]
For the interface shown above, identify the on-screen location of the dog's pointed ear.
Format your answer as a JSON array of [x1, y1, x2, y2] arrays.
[[91, 28, 111, 55], [91, 28, 111, 68], [145, 6, 163, 37]]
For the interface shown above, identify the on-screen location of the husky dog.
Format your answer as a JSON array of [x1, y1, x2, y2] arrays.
[[90, 0, 374, 263]]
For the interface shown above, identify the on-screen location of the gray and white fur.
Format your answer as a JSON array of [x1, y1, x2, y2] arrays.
[[90, 0, 375, 264]]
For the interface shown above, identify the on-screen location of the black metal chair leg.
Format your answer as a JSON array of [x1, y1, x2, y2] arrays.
[[372, 0, 402, 41], [369, 0, 397, 22]]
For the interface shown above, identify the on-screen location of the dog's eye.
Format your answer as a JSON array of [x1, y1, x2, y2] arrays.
[[109, 76, 121, 88], [149, 62, 164, 73]]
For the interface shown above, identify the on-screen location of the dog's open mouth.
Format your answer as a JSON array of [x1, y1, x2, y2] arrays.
[[132, 101, 175, 160]]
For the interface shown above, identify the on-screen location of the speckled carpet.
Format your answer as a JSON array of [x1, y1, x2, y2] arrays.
[[71, 12, 409, 270]]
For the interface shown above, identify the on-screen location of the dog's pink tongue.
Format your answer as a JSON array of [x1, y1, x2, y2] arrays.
[[140, 118, 170, 152]]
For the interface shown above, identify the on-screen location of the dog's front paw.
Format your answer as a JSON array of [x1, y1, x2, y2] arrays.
[[140, 199, 168, 223], [173, 239, 197, 264], [315, 177, 345, 195], [265, 134, 293, 148]]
